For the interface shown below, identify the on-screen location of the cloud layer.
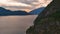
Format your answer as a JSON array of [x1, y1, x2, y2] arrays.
[[0, 0, 52, 12]]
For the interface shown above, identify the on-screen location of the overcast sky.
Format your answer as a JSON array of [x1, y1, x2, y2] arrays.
[[0, 0, 52, 12]]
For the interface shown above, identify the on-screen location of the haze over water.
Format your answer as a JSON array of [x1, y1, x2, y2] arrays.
[[0, 15, 37, 34]]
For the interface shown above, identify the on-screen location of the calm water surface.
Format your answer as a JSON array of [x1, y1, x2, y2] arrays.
[[0, 15, 37, 34]]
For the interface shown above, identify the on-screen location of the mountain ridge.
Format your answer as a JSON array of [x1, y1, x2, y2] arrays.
[[0, 7, 45, 15], [29, 7, 45, 15], [0, 7, 29, 16]]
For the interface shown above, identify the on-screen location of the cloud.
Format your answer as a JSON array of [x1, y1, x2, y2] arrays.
[[1, 6, 32, 9], [0, 0, 52, 12], [13, 0, 38, 4], [0, 0, 32, 7]]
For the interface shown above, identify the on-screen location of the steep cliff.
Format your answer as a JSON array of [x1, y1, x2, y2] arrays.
[[26, 0, 60, 34]]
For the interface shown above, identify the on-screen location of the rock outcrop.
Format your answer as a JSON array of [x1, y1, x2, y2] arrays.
[[26, 0, 60, 34]]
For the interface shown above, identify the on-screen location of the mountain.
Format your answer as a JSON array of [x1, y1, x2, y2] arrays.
[[29, 7, 45, 15], [26, 0, 60, 34], [0, 7, 45, 15], [0, 7, 28, 16]]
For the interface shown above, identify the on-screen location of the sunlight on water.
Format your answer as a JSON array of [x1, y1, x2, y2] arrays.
[[0, 15, 37, 34]]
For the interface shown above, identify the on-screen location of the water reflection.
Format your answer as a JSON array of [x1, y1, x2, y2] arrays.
[[0, 15, 37, 34]]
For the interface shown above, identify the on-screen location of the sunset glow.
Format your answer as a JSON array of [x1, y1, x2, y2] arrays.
[[0, 0, 8, 3], [0, 0, 32, 7], [0, 0, 52, 12]]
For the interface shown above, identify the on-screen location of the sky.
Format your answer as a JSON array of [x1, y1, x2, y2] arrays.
[[0, 0, 52, 12]]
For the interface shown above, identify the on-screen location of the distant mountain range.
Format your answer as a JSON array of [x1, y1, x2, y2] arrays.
[[0, 7, 29, 16], [29, 7, 45, 15], [0, 7, 45, 16]]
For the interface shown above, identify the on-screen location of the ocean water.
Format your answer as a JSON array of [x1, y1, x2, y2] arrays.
[[0, 15, 37, 34]]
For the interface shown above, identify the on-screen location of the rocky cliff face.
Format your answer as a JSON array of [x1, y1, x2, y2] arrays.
[[26, 0, 60, 34]]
